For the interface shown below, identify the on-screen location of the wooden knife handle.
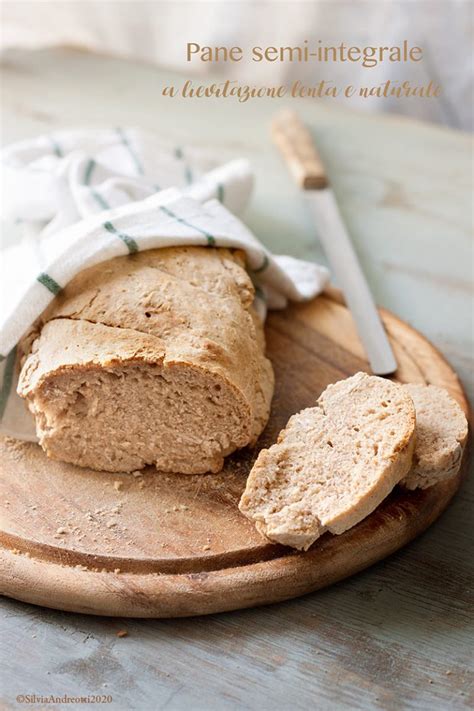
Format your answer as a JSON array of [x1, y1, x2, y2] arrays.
[[271, 110, 328, 190]]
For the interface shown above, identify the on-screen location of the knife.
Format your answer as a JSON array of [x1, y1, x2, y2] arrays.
[[272, 110, 397, 376]]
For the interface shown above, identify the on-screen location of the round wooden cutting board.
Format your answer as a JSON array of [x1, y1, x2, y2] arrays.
[[0, 291, 469, 617]]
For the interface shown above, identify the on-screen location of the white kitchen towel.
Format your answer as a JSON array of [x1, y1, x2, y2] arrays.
[[0, 128, 329, 441]]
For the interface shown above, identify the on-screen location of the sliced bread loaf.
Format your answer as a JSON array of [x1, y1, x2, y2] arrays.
[[401, 383, 468, 489], [18, 247, 274, 474], [239, 372, 416, 550]]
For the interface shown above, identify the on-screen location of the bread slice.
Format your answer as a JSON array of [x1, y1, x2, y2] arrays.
[[18, 247, 274, 474], [401, 383, 468, 490], [239, 372, 416, 550]]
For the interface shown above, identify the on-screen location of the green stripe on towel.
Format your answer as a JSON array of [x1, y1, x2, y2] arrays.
[[84, 159, 96, 185], [174, 146, 193, 184], [0, 347, 17, 421], [104, 221, 139, 254], [84, 160, 110, 210], [37, 272, 62, 295], [92, 190, 110, 211], [184, 166, 193, 184], [159, 206, 216, 247], [49, 136, 63, 158], [116, 127, 144, 175], [217, 183, 224, 203]]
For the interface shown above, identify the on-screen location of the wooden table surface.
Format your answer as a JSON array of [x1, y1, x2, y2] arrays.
[[1, 48, 473, 711]]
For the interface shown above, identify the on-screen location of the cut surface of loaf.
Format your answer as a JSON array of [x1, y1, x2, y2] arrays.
[[401, 383, 468, 490], [239, 372, 416, 550], [18, 247, 274, 473]]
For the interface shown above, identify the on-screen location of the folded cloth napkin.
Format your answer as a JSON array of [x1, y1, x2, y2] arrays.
[[0, 127, 329, 441]]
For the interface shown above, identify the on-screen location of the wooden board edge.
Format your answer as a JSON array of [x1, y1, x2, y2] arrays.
[[0, 469, 463, 618]]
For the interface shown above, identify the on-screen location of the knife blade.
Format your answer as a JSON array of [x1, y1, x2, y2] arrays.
[[272, 110, 397, 376]]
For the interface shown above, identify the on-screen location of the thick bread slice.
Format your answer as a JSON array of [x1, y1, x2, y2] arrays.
[[239, 372, 416, 550], [401, 383, 468, 490], [18, 247, 274, 473]]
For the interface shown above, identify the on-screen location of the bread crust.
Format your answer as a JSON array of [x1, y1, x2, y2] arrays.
[[401, 383, 468, 489], [18, 247, 274, 473]]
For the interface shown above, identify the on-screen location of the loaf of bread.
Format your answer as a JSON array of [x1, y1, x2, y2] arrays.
[[239, 372, 416, 550], [401, 383, 468, 489], [18, 247, 274, 474]]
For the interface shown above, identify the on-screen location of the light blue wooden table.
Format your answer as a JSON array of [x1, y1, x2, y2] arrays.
[[1, 48, 473, 711]]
